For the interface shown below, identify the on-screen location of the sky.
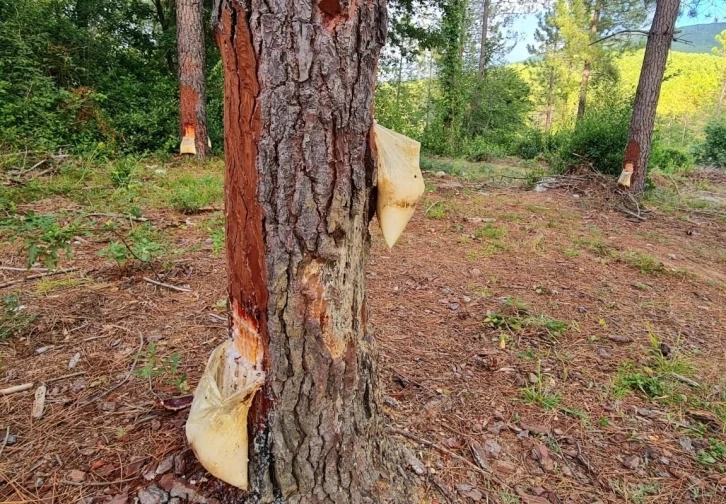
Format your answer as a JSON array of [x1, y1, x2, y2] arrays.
[[505, 7, 723, 63]]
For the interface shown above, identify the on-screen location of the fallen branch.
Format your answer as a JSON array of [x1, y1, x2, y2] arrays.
[[0, 267, 79, 289], [86, 212, 149, 222], [670, 373, 700, 388], [615, 206, 647, 221], [47, 371, 86, 383], [0, 382, 34, 395], [143, 277, 191, 293], [0, 266, 48, 272]]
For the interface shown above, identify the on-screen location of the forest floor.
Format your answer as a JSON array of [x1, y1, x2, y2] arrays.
[[0, 154, 725, 504]]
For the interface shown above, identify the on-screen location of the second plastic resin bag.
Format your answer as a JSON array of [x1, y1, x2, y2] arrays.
[[185, 338, 265, 489], [374, 122, 425, 248]]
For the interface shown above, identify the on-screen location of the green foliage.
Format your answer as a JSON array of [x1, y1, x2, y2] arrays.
[[98, 222, 163, 267], [3, 212, 82, 268], [561, 100, 631, 176], [0, 0, 221, 154], [110, 158, 137, 188], [168, 174, 223, 214], [0, 293, 36, 340], [134, 342, 188, 393], [649, 145, 693, 173], [699, 121, 726, 168]]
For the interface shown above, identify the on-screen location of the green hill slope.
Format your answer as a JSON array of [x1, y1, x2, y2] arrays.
[[672, 22, 726, 53]]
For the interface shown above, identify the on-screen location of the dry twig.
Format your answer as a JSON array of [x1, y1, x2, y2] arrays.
[[389, 428, 509, 490], [0, 382, 34, 395], [143, 277, 191, 293], [0, 267, 79, 289], [82, 333, 144, 406]]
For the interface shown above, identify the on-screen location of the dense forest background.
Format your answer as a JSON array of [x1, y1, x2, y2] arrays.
[[2, 0, 726, 174]]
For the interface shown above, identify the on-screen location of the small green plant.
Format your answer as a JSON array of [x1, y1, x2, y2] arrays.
[[0, 294, 36, 340], [109, 158, 137, 188], [134, 342, 188, 392], [474, 223, 507, 240], [623, 251, 663, 274], [613, 363, 666, 399], [168, 174, 223, 214], [424, 201, 447, 219], [521, 360, 560, 410], [9, 213, 82, 268], [99, 241, 131, 267]]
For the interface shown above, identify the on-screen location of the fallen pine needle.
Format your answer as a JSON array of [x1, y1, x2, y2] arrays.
[[60, 476, 139, 487], [143, 277, 191, 293], [0, 427, 9, 458], [0, 382, 34, 395], [388, 427, 509, 490], [47, 371, 86, 383], [82, 333, 144, 406]]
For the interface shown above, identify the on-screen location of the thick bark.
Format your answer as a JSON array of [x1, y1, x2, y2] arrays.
[[576, 0, 601, 121], [623, 0, 680, 195], [177, 0, 209, 159], [478, 0, 490, 74], [213, 0, 411, 502]]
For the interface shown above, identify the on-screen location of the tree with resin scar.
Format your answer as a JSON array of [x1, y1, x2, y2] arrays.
[[191, 0, 418, 501], [177, 0, 209, 158]]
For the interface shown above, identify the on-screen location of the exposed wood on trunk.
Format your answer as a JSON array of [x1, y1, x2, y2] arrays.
[[177, 0, 209, 159], [622, 0, 680, 195], [577, 0, 601, 121], [212, 0, 412, 501]]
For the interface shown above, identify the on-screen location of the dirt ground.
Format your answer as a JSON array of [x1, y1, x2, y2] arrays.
[[1, 162, 725, 504]]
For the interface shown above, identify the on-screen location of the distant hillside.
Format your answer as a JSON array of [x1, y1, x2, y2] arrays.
[[672, 22, 725, 54]]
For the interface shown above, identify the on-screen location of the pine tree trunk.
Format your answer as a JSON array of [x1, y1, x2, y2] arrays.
[[623, 0, 680, 195], [545, 67, 555, 132], [212, 0, 411, 501], [478, 0, 490, 74], [576, 0, 601, 121], [177, 0, 209, 159]]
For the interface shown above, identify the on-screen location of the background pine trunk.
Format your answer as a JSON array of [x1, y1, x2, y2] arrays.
[[624, 0, 680, 195], [177, 0, 209, 159], [213, 0, 412, 501]]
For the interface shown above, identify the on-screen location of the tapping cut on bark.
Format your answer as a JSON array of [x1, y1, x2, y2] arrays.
[[177, 0, 209, 159], [618, 140, 640, 188], [208, 0, 416, 500], [622, 0, 680, 195]]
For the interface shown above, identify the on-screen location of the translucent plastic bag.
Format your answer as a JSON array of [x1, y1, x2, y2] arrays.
[[180, 125, 197, 155], [374, 122, 425, 248], [185, 338, 265, 489]]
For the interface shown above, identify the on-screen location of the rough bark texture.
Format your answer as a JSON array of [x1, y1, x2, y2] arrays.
[[177, 0, 209, 159], [213, 0, 412, 502], [478, 0, 489, 75], [624, 0, 680, 195], [576, 0, 601, 121]]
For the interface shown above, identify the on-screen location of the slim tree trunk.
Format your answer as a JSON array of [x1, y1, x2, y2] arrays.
[[576, 0, 601, 121], [478, 0, 490, 74], [717, 76, 726, 116], [177, 0, 209, 159], [621, 0, 680, 195], [545, 66, 555, 132], [212, 0, 411, 501]]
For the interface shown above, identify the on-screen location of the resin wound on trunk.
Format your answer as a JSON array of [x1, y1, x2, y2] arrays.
[[180, 124, 197, 155], [185, 301, 265, 490]]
